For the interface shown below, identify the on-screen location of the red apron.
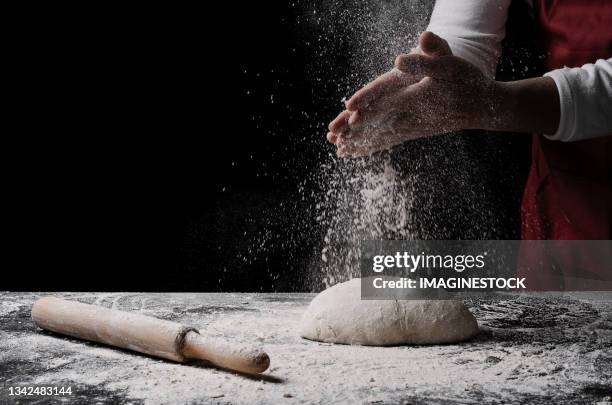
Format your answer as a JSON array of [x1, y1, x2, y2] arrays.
[[519, 0, 612, 289]]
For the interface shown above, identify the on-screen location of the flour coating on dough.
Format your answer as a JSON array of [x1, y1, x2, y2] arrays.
[[300, 278, 479, 345]]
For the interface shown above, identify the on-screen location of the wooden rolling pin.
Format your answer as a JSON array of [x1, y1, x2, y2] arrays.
[[31, 297, 270, 374]]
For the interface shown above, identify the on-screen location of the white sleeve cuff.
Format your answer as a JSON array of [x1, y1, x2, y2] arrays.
[[434, 36, 500, 78], [543, 59, 612, 142], [542, 69, 574, 141], [425, 0, 510, 78]]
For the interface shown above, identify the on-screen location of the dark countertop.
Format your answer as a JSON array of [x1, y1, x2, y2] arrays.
[[1, 292, 611, 404]]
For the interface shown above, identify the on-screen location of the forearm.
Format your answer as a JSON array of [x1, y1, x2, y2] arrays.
[[485, 77, 560, 135], [483, 59, 612, 139]]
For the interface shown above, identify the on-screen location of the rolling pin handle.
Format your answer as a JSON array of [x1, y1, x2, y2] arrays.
[[182, 331, 270, 374]]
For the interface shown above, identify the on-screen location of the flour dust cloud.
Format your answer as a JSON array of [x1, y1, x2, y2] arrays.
[[241, 1, 523, 292], [296, 1, 437, 289]]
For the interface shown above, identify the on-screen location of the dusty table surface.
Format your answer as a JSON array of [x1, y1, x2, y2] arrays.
[[1, 292, 611, 404]]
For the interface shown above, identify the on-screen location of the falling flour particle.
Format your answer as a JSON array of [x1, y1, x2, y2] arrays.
[[317, 156, 417, 288], [300, 278, 479, 346]]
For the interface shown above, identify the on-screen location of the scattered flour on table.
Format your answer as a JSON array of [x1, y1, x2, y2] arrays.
[[2, 293, 611, 404]]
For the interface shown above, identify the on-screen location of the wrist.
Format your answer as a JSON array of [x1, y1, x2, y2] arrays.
[[478, 77, 560, 134], [481, 80, 516, 131]]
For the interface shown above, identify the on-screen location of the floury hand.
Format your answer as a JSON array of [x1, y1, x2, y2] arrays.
[[327, 31, 493, 157]]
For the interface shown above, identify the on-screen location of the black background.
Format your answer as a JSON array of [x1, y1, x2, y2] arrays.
[[7, 2, 534, 292]]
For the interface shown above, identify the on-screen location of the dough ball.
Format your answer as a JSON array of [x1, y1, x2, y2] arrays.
[[299, 278, 479, 345]]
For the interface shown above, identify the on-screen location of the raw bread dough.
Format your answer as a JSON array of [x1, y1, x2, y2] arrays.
[[300, 278, 479, 345]]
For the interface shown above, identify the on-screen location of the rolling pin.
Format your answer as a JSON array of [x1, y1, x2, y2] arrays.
[[31, 297, 270, 374]]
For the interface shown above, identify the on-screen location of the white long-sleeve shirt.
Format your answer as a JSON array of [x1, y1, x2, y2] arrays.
[[426, 0, 612, 142]]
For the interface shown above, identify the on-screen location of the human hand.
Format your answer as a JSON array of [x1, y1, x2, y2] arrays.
[[327, 32, 495, 158]]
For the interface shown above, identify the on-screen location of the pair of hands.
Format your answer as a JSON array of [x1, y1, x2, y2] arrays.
[[327, 32, 495, 158]]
